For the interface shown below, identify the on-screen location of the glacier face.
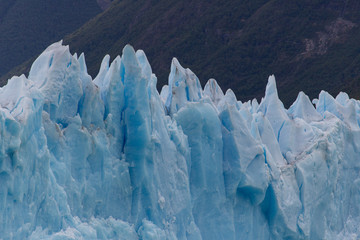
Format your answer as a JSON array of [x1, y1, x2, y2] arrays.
[[0, 41, 360, 240]]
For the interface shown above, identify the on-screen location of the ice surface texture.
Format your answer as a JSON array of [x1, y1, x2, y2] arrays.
[[0, 41, 360, 239]]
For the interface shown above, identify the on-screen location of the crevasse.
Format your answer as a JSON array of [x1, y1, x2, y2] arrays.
[[0, 41, 359, 239]]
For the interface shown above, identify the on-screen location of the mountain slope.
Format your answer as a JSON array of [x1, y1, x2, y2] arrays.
[[4, 0, 360, 106], [0, 0, 102, 79]]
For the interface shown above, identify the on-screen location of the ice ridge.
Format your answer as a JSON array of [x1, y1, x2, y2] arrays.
[[0, 41, 360, 239]]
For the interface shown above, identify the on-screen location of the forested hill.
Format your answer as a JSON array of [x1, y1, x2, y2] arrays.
[[4, 0, 360, 106]]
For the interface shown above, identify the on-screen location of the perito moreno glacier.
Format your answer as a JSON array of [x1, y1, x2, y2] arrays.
[[0, 41, 359, 239]]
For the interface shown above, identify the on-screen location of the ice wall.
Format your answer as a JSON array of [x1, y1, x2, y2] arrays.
[[0, 41, 360, 239]]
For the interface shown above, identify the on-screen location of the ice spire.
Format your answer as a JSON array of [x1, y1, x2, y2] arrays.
[[287, 91, 322, 123], [165, 58, 203, 115]]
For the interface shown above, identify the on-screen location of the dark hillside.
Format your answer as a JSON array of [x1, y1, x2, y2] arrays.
[[63, 0, 271, 96], [4, 0, 360, 106]]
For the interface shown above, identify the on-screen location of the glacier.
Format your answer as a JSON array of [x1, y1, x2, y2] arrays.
[[0, 41, 360, 239]]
